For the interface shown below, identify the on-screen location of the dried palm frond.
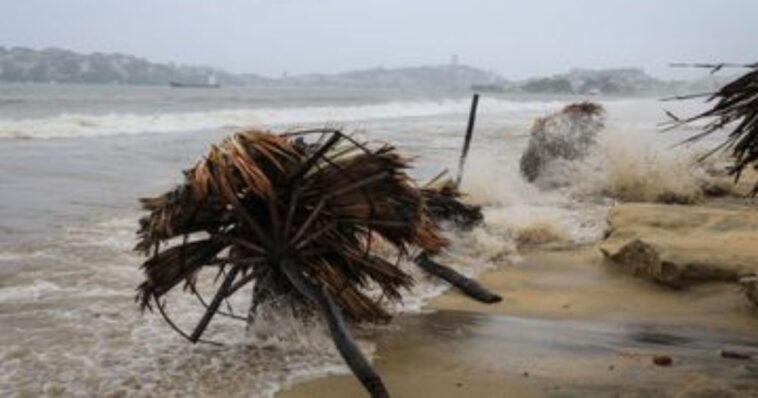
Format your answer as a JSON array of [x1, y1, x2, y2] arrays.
[[137, 128, 444, 325], [664, 65, 758, 195]]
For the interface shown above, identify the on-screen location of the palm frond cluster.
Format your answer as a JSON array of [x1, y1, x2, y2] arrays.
[[667, 66, 758, 195], [136, 129, 446, 337]]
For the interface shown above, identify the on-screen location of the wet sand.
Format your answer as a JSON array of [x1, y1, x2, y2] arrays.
[[280, 205, 758, 397]]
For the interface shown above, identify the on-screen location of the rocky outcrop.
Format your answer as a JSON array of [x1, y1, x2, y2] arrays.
[[602, 239, 745, 288], [520, 102, 604, 183], [600, 203, 758, 306]]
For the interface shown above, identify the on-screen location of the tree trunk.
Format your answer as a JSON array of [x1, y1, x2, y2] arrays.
[[280, 259, 390, 398]]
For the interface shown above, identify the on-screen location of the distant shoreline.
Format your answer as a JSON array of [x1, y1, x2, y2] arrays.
[[0, 46, 703, 95]]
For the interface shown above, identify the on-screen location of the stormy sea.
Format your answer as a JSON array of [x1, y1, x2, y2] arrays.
[[0, 84, 728, 397]]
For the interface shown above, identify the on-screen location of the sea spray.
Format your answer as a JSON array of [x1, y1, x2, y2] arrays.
[[461, 151, 607, 244], [571, 138, 708, 204]]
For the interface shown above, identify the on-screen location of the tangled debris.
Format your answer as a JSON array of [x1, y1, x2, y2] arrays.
[[422, 176, 483, 230], [135, 128, 500, 397]]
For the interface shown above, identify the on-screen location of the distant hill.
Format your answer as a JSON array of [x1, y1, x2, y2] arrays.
[[0, 46, 684, 94], [518, 68, 679, 95], [280, 65, 505, 90], [0, 46, 504, 89], [0, 46, 267, 86]]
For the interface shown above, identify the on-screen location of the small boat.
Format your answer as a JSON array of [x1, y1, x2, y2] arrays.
[[169, 81, 220, 88], [169, 73, 220, 88]]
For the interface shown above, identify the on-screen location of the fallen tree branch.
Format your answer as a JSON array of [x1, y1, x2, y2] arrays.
[[415, 252, 502, 304]]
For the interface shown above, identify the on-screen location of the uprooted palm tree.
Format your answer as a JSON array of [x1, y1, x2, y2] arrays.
[[136, 128, 499, 397], [664, 63, 758, 195]]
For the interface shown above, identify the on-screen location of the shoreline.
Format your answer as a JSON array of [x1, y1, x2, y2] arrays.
[[279, 201, 758, 398]]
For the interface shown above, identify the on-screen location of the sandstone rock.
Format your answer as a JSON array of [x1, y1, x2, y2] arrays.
[[601, 203, 758, 288], [602, 239, 741, 288]]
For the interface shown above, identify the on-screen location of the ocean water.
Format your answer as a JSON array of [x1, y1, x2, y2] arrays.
[[0, 84, 712, 397]]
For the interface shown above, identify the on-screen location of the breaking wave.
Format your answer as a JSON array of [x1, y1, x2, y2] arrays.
[[570, 138, 710, 204], [0, 98, 563, 139]]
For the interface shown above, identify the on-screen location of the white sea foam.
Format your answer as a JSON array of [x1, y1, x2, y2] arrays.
[[0, 98, 563, 139], [0, 203, 515, 397]]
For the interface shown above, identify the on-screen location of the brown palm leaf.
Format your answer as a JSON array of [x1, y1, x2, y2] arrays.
[[136, 128, 443, 329], [665, 66, 758, 195]]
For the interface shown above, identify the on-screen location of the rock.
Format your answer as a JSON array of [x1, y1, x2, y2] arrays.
[[740, 276, 758, 307], [653, 355, 673, 366], [602, 239, 741, 288], [520, 102, 604, 183], [601, 204, 758, 288], [602, 239, 670, 284]]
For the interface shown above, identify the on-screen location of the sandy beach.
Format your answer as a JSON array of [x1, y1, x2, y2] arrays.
[[281, 200, 758, 397]]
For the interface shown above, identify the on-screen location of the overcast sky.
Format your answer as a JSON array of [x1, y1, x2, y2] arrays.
[[1, 0, 756, 79]]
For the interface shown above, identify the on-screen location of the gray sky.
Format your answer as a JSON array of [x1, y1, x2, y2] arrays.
[[2, 0, 756, 79]]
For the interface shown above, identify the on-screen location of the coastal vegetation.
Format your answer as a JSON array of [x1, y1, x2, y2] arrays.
[[666, 64, 758, 195]]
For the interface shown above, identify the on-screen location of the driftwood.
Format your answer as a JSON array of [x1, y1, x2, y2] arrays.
[[415, 252, 501, 303]]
